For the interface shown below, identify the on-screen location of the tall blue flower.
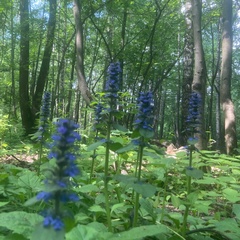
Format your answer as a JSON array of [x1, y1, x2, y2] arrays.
[[186, 92, 201, 135], [134, 91, 154, 131], [94, 103, 103, 128], [36, 119, 81, 231], [105, 62, 121, 110], [38, 91, 51, 140]]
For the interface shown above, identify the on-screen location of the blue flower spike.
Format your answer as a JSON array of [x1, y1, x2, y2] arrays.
[[38, 91, 51, 140], [105, 62, 121, 110], [37, 119, 81, 231], [186, 92, 202, 135], [134, 91, 154, 132]]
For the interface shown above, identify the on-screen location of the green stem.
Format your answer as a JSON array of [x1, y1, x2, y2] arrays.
[[132, 137, 144, 227], [37, 138, 44, 175], [160, 169, 168, 223], [182, 146, 193, 237], [90, 130, 99, 182], [104, 115, 112, 232]]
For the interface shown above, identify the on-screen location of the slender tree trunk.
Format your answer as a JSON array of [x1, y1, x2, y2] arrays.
[[32, 0, 57, 118], [66, 45, 76, 117], [11, 4, 17, 118], [216, 71, 223, 151], [73, 0, 92, 105], [191, 0, 207, 149], [159, 90, 166, 139], [181, 0, 194, 146], [30, 1, 46, 100], [220, 0, 237, 154], [119, 1, 128, 91], [19, 0, 33, 135]]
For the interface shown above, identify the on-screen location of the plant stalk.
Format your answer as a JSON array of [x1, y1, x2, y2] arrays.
[[133, 137, 144, 227], [182, 146, 193, 236], [104, 114, 112, 232]]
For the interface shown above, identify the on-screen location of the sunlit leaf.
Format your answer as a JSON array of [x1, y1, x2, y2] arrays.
[[77, 184, 99, 193], [17, 171, 42, 191], [223, 188, 240, 203], [87, 140, 105, 151], [31, 223, 65, 240], [108, 224, 184, 240], [0, 211, 43, 239], [66, 225, 101, 240], [171, 195, 181, 208], [116, 143, 136, 153], [0, 201, 9, 207], [89, 205, 106, 213]]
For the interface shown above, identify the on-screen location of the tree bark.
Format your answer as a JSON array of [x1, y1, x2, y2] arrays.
[[191, 0, 207, 149], [32, 0, 57, 116], [220, 0, 237, 154], [73, 0, 92, 105], [181, 0, 194, 146], [11, 4, 17, 118], [19, 0, 33, 135]]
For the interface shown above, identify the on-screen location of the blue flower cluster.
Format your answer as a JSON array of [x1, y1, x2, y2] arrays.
[[105, 62, 121, 99], [186, 92, 201, 134], [38, 92, 51, 140], [134, 92, 154, 131], [94, 103, 103, 126], [36, 119, 81, 231]]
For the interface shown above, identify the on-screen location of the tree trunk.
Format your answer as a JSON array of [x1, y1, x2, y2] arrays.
[[181, 0, 194, 146], [73, 0, 92, 105], [19, 0, 33, 135], [191, 0, 207, 149], [220, 0, 237, 155], [11, 4, 17, 118], [32, 0, 57, 117]]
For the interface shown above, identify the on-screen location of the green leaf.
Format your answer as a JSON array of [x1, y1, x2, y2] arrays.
[[31, 223, 65, 240], [87, 222, 107, 232], [77, 184, 99, 193], [17, 171, 42, 191], [0, 233, 28, 240], [132, 182, 156, 198], [233, 204, 240, 219], [0, 211, 43, 239], [0, 173, 8, 182], [89, 205, 106, 213], [75, 213, 90, 223], [171, 195, 181, 208], [131, 129, 141, 138], [24, 196, 41, 206], [139, 128, 154, 138], [214, 218, 240, 238], [108, 224, 184, 240], [111, 203, 125, 214], [112, 123, 128, 132], [139, 198, 155, 218], [152, 168, 165, 180], [87, 140, 105, 151], [187, 192, 199, 205], [66, 225, 99, 240], [116, 143, 136, 153], [0, 201, 9, 207], [114, 174, 137, 184], [223, 188, 240, 203], [109, 142, 123, 152], [195, 200, 212, 215], [185, 168, 204, 179]]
